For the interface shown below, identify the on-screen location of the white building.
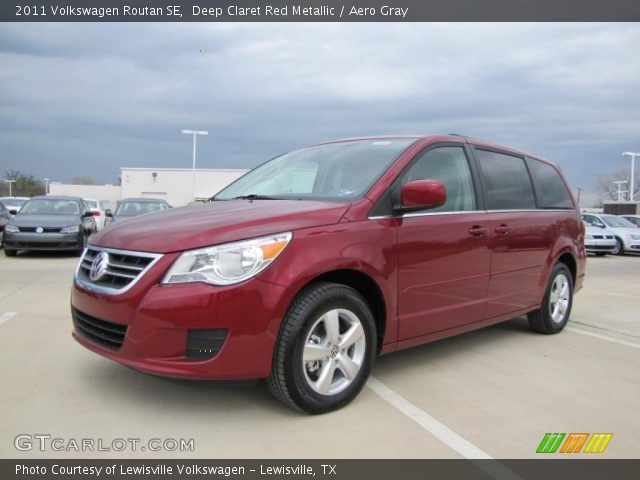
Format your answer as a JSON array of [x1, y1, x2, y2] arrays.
[[49, 168, 248, 208], [120, 168, 248, 206]]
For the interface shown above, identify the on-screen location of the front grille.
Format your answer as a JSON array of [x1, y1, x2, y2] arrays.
[[592, 235, 604, 239], [76, 247, 161, 294], [19, 227, 62, 233], [11, 241, 77, 248], [73, 308, 127, 350]]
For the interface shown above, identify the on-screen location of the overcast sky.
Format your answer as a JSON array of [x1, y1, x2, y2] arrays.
[[1, 23, 639, 200]]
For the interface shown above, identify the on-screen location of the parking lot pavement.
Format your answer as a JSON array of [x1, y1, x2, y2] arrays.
[[0, 251, 638, 459]]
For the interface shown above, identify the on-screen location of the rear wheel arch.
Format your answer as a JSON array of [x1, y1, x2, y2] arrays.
[[556, 251, 577, 285]]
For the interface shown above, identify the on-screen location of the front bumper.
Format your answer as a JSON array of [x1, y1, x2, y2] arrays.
[[4, 232, 82, 251], [625, 239, 640, 251], [584, 239, 616, 253], [71, 265, 290, 380]]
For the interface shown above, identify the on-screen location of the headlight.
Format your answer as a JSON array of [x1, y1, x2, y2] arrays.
[[60, 225, 80, 234], [5, 225, 19, 233], [163, 232, 292, 286], [630, 233, 640, 240]]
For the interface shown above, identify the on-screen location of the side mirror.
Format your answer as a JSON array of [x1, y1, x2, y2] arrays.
[[105, 209, 113, 217], [396, 180, 447, 213], [9, 209, 17, 216], [597, 223, 606, 229]]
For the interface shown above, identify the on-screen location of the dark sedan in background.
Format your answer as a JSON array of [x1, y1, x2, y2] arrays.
[[3, 196, 97, 257], [106, 197, 170, 226]]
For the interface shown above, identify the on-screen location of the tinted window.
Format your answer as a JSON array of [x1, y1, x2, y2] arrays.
[[582, 214, 605, 227], [526, 158, 573, 209], [401, 146, 476, 212], [475, 149, 535, 210]]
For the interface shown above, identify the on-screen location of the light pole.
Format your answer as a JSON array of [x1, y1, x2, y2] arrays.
[[4, 180, 16, 197], [44, 178, 50, 195], [181, 129, 209, 202], [612, 180, 628, 202], [622, 152, 639, 201]]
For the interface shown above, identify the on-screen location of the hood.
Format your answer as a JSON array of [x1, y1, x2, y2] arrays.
[[92, 199, 350, 253], [11, 214, 80, 228]]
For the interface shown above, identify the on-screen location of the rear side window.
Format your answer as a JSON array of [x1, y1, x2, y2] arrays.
[[526, 158, 574, 209], [400, 146, 476, 212], [475, 149, 536, 210]]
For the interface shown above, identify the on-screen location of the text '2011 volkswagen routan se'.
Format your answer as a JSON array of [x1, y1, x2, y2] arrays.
[[71, 135, 586, 414]]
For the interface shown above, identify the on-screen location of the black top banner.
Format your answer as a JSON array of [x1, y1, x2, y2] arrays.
[[2, 0, 640, 22]]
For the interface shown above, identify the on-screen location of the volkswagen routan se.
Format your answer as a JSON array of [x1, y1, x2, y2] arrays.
[[71, 135, 586, 414]]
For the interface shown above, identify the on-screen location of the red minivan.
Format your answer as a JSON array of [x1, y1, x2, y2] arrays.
[[71, 135, 586, 413]]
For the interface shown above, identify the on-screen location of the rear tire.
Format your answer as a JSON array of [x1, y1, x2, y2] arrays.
[[4, 248, 17, 257], [267, 282, 376, 414], [528, 263, 573, 334]]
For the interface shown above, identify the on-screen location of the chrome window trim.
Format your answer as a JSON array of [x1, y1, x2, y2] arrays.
[[74, 246, 163, 296], [368, 208, 574, 220]]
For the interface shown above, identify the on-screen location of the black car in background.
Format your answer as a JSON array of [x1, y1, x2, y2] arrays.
[[106, 197, 171, 225], [0, 200, 11, 247], [3, 196, 97, 257]]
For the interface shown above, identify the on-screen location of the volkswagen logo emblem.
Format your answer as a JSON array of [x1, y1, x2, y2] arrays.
[[89, 251, 109, 281], [36, 227, 44, 233]]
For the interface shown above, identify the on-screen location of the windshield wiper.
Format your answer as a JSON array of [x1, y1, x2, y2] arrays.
[[231, 194, 280, 200]]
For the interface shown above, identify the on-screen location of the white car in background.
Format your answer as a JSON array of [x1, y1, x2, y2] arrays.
[[583, 224, 617, 256], [620, 214, 640, 228], [582, 213, 640, 255], [0, 197, 29, 217], [84, 198, 108, 231]]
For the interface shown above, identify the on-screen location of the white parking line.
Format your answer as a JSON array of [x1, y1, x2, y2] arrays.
[[606, 292, 637, 299], [0, 312, 18, 326], [566, 327, 640, 350], [367, 376, 491, 458], [367, 376, 525, 479]]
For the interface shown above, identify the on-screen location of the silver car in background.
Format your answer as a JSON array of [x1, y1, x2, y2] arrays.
[[584, 224, 617, 256], [582, 213, 640, 255]]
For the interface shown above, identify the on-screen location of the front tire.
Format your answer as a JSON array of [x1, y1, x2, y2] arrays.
[[528, 263, 573, 334], [611, 237, 624, 256], [75, 233, 87, 257], [4, 248, 17, 257], [267, 282, 376, 414], [595, 252, 607, 257]]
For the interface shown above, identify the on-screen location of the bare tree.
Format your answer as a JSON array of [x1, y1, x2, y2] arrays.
[[2, 170, 45, 197], [70, 176, 96, 185], [594, 169, 640, 202]]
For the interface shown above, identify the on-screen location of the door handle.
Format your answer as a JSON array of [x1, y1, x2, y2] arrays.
[[468, 225, 488, 236], [494, 224, 511, 235]]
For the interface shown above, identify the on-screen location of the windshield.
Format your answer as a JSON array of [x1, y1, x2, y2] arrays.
[[1, 198, 27, 207], [215, 139, 415, 201], [602, 216, 636, 228], [115, 201, 169, 217], [20, 199, 80, 215]]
